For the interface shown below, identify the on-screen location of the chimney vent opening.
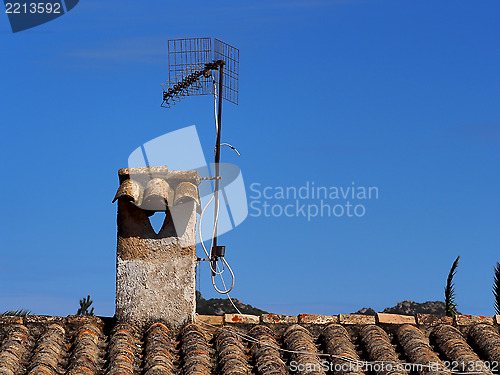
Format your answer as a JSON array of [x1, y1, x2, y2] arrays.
[[149, 211, 167, 234]]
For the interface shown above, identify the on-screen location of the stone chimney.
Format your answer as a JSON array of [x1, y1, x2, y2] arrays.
[[112, 166, 201, 332]]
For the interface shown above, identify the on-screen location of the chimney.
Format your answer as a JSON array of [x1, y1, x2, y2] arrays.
[[112, 166, 201, 332]]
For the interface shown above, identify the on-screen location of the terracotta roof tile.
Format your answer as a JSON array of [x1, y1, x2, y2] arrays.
[[248, 325, 287, 375], [432, 324, 492, 374], [0, 324, 29, 375], [339, 314, 376, 325], [27, 323, 65, 375], [359, 324, 407, 375], [215, 327, 251, 375], [396, 324, 446, 375], [180, 324, 211, 375], [283, 325, 324, 375], [224, 314, 259, 324], [376, 313, 416, 325], [468, 324, 500, 365], [106, 323, 139, 375], [1, 314, 499, 375], [195, 315, 223, 327], [298, 314, 338, 325], [68, 323, 103, 375], [113, 179, 142, 204], [323, 324, 363, 375], [454, 314, 494, 326], [261, 314, 298, 324], [143, 323, 173, 375], [113, 167, 201, 213], [416, 314, 453, 326]]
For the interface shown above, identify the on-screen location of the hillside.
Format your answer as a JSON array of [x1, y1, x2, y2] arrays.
[[196, 293, 452, 317], [354, 300, 459, 316], [195, 291, 268, 316]]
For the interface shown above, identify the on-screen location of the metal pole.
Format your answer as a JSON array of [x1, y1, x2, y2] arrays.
[[211, 62, 224, 276]]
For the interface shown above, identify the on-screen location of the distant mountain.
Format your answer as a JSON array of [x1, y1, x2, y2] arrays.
[[354, 300, 459, 316], [196, 291, 268, 316], [355, 307, 377, 315], [195, 294, 454, 317]]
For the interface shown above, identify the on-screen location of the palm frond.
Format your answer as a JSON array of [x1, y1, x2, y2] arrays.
[[444, 255, 460, 317], [1, 309, 31, 316], [494, 262, 500, 314]]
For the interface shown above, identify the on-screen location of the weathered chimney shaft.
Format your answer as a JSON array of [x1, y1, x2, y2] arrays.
[[113, 166, 201, 333]]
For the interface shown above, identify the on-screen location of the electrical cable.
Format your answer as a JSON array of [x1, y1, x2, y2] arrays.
[[198, 193, 223, 275], [209, 173, 236, 295], [213, 76, 219, 133], [197, 184, 237, 295], [193, 76, 239, 306], [221, 143, 241, 156]]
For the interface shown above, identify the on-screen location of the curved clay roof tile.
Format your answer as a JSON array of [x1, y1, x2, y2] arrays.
[[112, 179, 143, 204], [174, 182, 201, 213], [141, 178, 173, 211]]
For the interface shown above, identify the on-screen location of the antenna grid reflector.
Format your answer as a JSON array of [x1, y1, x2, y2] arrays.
[[214, 39, 239, 105], [167, 37, 213, 96]]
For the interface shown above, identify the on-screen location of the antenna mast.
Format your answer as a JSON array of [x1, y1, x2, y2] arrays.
[[161, 37, 239, 277], [212, 60, 224, 276]]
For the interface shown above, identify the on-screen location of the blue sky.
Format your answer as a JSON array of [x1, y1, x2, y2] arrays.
[[1, 0, 499, 317]]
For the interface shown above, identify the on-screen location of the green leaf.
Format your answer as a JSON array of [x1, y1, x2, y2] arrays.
[[493, 262, 500, 314], [1, 309, 31, 316], [444, 255, 460, 317], [76, 294, 94, 316]]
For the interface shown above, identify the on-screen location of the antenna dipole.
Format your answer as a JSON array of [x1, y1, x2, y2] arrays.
[[161, 60, 223, 107]]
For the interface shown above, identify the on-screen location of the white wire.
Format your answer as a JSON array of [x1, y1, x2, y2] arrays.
[[208, 172, 236, 295], [213, 77, 219, 132], [198, 189, 237, 300], [195, 76, 238, 301], [227, 291, 243, 315], [221, 143, 241, 156], [198, 192, 223, 275], [194, 317, 486, 375], [214, 77, 240, 158]]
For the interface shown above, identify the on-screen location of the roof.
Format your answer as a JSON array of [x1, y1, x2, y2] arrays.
[[1, 312, 500, 375], [113, 167, 201, 212]]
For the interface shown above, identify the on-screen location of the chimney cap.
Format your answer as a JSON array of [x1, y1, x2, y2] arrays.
[[114, 166, 201, 213]]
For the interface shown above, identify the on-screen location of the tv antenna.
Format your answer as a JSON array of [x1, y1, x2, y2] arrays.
[[161, 37, 239, 283]]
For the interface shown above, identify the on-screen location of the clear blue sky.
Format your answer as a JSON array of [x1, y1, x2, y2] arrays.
[[1, 0, 499, 317]]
